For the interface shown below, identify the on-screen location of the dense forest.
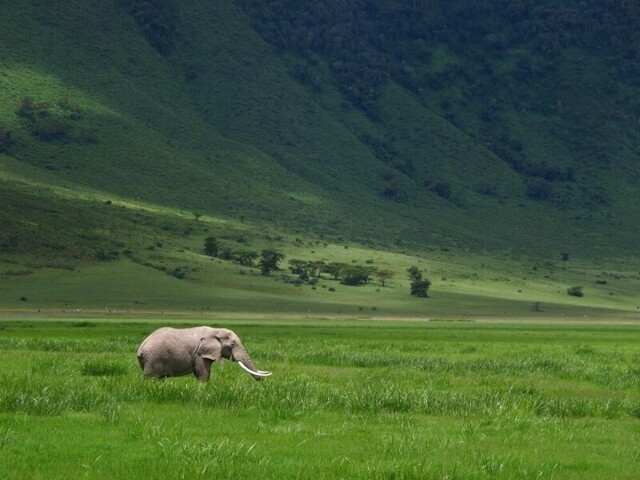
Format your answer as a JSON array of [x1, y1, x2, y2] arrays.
[[237, 0, 640, 205], [240, 0, 640, 116]]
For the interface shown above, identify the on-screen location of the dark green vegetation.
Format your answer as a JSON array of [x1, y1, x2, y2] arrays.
[[2, 0, 640, 316], [0, 318, 639, 478], [2, 4, 638, 477]]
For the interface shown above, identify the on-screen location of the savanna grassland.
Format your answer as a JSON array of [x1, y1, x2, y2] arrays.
[[0, 318, 638, 479], [2, 2, 640, 478]]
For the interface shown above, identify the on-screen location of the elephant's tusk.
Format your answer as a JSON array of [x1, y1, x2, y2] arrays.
[[238, 361, 272, 377]]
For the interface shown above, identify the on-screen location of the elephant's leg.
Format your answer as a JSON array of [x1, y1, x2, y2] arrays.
[[193, 357, 213, 382]]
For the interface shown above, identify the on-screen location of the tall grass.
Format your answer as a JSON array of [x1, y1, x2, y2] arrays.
[[0, 319, 638, 478]]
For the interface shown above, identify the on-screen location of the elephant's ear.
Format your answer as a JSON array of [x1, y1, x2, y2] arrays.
[[198, 336, 222, 363]]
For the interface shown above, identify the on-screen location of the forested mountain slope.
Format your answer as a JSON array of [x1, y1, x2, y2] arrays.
[[1, 0, 639, 264]]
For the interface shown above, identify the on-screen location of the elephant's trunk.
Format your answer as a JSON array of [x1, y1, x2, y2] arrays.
[[234, 347, 271, 380]]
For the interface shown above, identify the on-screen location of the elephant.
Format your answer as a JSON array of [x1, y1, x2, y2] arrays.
[[136, 326, 271, 382]]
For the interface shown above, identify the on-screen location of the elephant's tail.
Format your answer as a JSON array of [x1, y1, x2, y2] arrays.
[[136, 352, 145, 371]]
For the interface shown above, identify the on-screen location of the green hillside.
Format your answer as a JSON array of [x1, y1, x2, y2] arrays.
[[1, 0, 639, 317]]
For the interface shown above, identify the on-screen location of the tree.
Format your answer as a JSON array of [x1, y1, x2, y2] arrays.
[[407, 266, 430, 297], [259, 249, 285, 275], [407, 266, 423, 281], [410, 279, 431, 297], [339, 266, 372, 286], [288, 259, 325, 281], [288, 259, 311, 276], [323, 262, 349, 280], [204, 236, 219, 257], [375, 269, 394, 287], [234, 250, 258, 267]]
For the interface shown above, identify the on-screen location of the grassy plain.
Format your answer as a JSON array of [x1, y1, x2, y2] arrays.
[[0, 317, 638, 479]]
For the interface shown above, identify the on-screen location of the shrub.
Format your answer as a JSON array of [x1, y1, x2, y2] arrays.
[[17, 96, 35, 117], [0, 128, 12, 153], [204, 236, 219, 256], [96, 251, 119, 261], [31, 118, 67, 141], [567, 286, 584, 297], [171, 268, 186, 279], [432, 182, 452, 200], [526, 178, 553, 200], [75, 126, 98, 144], [58, 95, 82, 117], [128, 0, 178, 55], [219, 247, 234, 260]]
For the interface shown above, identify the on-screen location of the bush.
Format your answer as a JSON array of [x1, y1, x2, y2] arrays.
[[17, 96, 35, 117], [432, 182, 452, 200], [567, 286, 584, 297], [58, 95, 82, 117], [171, 268, 186, 279], [203, 236, 219, 256], [32, 118, 67, 141], [128, 0, 178, 55], [96, 251, 119, 261], [526, 179, 553, 200]]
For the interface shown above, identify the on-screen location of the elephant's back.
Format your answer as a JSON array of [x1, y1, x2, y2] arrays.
[[139, 327, 201, 352], [137, 327, 203, 377]]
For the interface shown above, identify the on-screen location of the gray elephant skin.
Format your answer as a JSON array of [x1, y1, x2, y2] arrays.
[[137, 326, 271, 382]]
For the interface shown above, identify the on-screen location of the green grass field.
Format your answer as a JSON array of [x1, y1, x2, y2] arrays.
[[1, 3, 640, 477], [0, 317, 638, 479]]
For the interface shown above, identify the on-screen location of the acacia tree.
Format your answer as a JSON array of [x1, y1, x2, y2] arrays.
[[234, 250, 259, 267], [259, 249, 285, 275], [323, 262, 349, 280], [289, 259, 326, 281], [339, 266, 373, 286], [375, 269, 394, 286]]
